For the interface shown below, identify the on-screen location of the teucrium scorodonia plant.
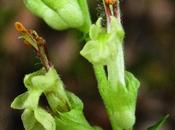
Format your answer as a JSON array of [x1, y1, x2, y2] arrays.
[[11, 0, 169, 130]]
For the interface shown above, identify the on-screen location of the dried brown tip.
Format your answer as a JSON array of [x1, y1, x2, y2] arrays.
[[15, 22, 27, 32]]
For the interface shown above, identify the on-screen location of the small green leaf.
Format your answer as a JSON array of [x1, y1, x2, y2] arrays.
[[34, 107, 56, 130], [147, 115, 169, 130], [22, 109, 45, 130], [11, 90, 42, 109]]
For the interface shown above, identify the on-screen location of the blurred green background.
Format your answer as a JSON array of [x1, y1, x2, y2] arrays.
[[0, 0, 175, 130]]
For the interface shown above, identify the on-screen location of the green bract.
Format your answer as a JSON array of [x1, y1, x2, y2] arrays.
[[80, 16, 124, 65], [24, 0, 91, 32]]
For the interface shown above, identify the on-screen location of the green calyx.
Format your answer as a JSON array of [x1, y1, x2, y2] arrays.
[[24, 0, 91, 32], [106, 72, 140, 129], [80, 16, 124, 65]]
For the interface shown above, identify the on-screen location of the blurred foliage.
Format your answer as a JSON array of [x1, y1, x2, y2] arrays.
[[0, 0, 175, 130]]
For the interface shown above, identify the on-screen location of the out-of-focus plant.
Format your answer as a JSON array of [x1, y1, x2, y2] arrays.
[[11, 0, 169, 130]]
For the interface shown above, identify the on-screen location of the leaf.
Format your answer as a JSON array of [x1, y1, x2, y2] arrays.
[[22, 109, 45, 130], [11, 90, 42, 109], [34, 107, 56, 130], [147, 115, 169, 130]]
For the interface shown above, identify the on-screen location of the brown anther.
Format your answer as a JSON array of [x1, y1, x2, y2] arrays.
[[15, 22, 27, 33]]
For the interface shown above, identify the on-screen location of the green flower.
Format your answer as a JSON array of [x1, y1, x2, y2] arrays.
[[11, 67, 101, 130], [80, 16, 124, 65]]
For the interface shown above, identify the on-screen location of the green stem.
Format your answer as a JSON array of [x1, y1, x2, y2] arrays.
[[78, 0, 92, 32]]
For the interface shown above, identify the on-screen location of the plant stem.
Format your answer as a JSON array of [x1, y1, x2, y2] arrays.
[[78, 0, 92, 32]]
